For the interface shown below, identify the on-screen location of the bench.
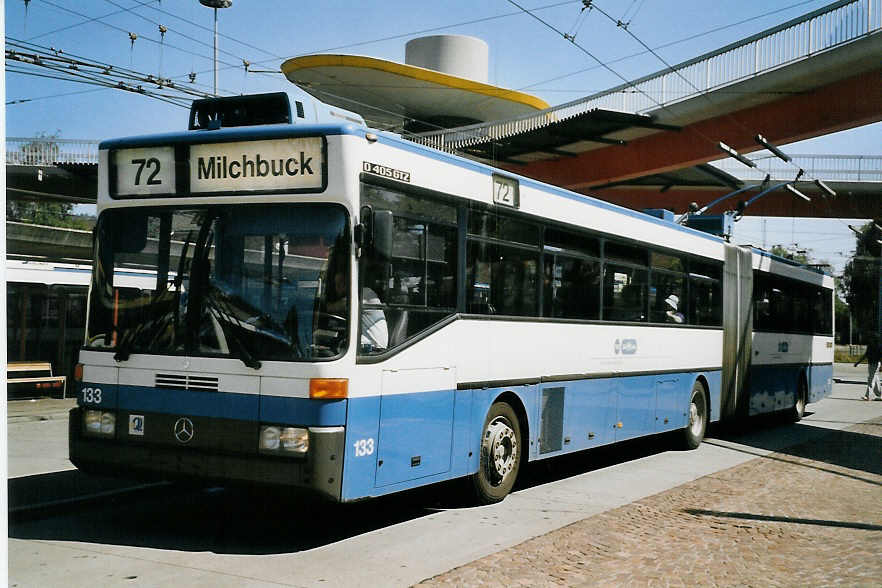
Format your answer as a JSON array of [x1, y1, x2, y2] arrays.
[[7, 362, 67, 399]]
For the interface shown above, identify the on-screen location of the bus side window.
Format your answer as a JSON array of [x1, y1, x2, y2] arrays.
[[359, 184, 458, 354]]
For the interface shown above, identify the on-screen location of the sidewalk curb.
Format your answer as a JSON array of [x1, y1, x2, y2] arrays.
[[8, 413, 72, 424]]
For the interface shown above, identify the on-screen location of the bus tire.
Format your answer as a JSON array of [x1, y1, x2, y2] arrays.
[[788, 376, 807, 422], [680, 381, 708, 450], [472, 402, 522, 504]]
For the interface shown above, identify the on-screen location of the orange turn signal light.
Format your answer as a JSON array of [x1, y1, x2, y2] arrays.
[[309, 378, 348, 399], [74, 363, 84, 383]]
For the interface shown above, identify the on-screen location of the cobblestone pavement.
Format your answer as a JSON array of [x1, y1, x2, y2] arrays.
[[421, 418, 882, 587]]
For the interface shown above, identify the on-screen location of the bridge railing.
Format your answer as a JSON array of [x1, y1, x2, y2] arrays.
[[414, 0, 881, 152], [711, 154, 882, 182], [6, 137, 99, 165]]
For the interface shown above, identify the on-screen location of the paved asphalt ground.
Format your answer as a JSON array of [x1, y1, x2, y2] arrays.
[[7, 363, 882, 587]]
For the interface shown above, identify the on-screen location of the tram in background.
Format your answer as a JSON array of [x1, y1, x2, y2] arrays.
[[6, 258, 156, 398], [69, 92, 833, 503]]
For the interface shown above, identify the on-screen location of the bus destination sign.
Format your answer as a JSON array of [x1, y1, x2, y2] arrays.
[[113, 146, 176, 196], [190, 137, 324, 193]]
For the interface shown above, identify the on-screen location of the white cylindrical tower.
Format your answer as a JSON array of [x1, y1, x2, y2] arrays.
[[405, 35, 489, 83]]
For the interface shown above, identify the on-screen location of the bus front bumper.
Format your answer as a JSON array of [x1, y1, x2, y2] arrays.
[[68, 408, 345, 501]]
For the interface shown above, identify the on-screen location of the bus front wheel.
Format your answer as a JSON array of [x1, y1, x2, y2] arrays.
[[680, 382, 708, 450], [472, 402, 522, 504]]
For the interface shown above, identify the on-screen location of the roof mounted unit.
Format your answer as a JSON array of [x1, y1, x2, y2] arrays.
[[684, 214, 733, 239], [642, 208, 675, 222], [188, 92, 304, 130]]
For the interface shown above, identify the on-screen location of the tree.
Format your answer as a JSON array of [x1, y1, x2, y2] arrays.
[[6, 199, 93, 229], [840, 221, 882, 343], [769, 244, 809, 264]]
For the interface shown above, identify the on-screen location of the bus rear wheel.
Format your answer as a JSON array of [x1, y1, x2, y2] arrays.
[[788, 377, 807, 422], [472, 402, 522, 504], [680, 382, 708, 450]]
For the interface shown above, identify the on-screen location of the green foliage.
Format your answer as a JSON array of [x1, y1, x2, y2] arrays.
[[841, 221, 882, 341], [834, 346, 863, 363], [769, 244, 809, 264], [6, 199, 94, 230]]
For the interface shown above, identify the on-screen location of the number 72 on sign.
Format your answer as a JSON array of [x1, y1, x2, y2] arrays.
[[492, 174, 519, 208]]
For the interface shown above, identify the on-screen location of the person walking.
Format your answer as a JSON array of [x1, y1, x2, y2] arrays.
[[854, 331, 881, 401]]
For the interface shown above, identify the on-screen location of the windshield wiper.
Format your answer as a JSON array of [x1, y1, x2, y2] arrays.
[[114, 233, 193, 362], [203, 291, 263, 369]]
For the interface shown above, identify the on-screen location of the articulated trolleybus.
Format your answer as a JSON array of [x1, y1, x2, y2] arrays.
[[70, 93, 834, 503]]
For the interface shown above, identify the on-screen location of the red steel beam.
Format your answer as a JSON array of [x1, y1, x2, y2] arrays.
[[514, 69, 882, 190]]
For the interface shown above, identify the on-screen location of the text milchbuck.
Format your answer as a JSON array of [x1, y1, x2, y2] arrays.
[[189, 137, 323, 192], [196, 152, 314, 180]]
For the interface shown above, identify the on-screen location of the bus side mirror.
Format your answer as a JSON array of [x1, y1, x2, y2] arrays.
[[373, 210, 394, 260], [355, 205, 373, 249]]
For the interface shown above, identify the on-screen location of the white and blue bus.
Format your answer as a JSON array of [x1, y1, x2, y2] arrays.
[[70, 93, 834, 503]]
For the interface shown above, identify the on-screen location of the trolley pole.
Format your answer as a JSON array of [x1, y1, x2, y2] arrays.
[[199, 1, 232, 96]]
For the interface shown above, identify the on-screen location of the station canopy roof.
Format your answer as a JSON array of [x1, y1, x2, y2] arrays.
[[592, 162, 743, 191], [430, 108, 684, 165]]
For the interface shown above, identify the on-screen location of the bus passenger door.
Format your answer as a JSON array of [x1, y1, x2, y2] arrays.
[[375, 367, 456, 487]]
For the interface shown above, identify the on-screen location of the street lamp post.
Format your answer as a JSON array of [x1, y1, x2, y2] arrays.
[[199, 0, 232, 96]]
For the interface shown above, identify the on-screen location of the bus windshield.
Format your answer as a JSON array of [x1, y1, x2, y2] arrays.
[[85, 203, 350, 362]]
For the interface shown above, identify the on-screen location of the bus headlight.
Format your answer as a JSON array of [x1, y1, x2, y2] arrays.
[[280, 427, 309, 454], [84, 410, 116, 437], [259, 425, 308, 456], [259, 426, 281, 451]]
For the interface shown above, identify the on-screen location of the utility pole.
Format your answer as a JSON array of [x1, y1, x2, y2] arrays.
[[199, 0, 232, 96]]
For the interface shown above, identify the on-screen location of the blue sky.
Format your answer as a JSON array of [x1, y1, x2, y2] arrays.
[[4, 0, 877, 273]]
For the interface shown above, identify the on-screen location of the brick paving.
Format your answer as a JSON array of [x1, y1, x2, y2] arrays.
[[421, 419, 882, 587]]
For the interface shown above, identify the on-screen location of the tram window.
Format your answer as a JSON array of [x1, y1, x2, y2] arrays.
[[686, 260, 722, 327], [689, 273, 722, 326], [754, 272, 833, 335], [468, 209, 538, 246], [544, 227, 599, 258], [361, 184, 456, 225], [6, 284, 25, 361], [543, 255, 600, 319], [754, 274, 773, 330], [651, 251, 685, 272], [813, 287, 833, 335], [792, 282, 813, 334], [603, 265, 647, 322], [689, 260, 722, 282], [756, 275, 793, 332], [604, 241, 647, 267], [379, 217, 457, 308], [650, 271, 685, 323], [65, 290, 88, 329], [6, 284, 58, 365], [467, 241, 539, 316]]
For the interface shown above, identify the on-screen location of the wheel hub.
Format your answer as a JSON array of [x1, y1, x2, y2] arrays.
[[484, 417, 517, 484], [689, 401, 703, 436]]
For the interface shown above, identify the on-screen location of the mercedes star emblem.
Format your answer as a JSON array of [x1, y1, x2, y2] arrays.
[[173, 417, 195, 444]]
